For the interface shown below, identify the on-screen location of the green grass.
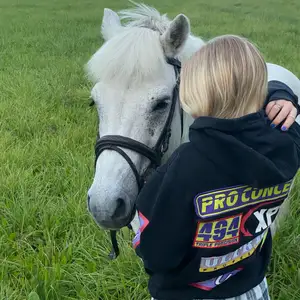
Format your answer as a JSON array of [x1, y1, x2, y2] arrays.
[[1, 0, 300, 299]]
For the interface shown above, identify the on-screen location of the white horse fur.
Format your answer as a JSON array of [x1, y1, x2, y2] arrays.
[[86, 2, 300, 236]]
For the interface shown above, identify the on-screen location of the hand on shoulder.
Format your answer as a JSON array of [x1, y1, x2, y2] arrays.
[[266, 99, 298, 131]]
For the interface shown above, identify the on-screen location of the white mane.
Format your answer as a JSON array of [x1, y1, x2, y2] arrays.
[[86, 27, 166, 86], [86, 2, 206, 85]]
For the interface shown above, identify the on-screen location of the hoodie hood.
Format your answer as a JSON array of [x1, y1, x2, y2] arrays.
[[189, 109, 300, 188]]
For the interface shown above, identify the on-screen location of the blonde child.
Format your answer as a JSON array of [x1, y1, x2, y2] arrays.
[[133, 35, 300, 300]]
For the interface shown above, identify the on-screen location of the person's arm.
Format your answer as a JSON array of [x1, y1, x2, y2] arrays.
[[133, 156, 194, 273], [265, 80, 300, 111], [264, 81, 300, 164], [265, 80, 299, 130]]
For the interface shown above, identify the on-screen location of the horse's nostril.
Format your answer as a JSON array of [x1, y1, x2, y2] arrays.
[[112, 198, 127, 219]]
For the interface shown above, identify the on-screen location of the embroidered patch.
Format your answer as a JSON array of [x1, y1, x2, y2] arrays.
[[190, 268, 243, 291], [199, 230, 267, 272], [240, 200, 282, 237], [193, 214, 242, 248], [194, 181, 291, 219], [132, 212, 149, 249]]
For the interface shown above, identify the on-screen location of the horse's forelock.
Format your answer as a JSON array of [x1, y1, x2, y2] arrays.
[[118, 2, 170, 34], [85, 27, 167, 86]]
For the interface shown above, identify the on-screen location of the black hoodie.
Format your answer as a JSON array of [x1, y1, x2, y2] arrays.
[[133, 81, 300, 300]]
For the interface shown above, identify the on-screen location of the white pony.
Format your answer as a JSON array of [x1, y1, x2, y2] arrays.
[[85, 2, 300, 237]]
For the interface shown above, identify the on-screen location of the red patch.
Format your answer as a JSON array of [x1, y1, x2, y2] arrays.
[[132, 212, 149, 249]]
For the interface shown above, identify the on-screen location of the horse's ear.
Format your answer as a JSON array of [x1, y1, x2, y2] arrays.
[[101, 8, 122, 41], [160, 14, 190, 58]]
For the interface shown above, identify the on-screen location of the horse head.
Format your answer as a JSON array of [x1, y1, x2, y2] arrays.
[[85, 3, 204, 230]]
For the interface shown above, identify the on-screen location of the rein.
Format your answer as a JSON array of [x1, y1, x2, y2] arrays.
[[90, 57, 182, 259]]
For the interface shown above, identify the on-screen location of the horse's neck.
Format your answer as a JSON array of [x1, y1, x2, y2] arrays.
[[176, 34, 206, 62], [177, 35, 205, 144], [181, 111, 194, 143], [161, 103, 194, 164], [162, 35, 205, 161]]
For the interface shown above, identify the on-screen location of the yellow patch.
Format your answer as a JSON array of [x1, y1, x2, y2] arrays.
[[194, 181, 292, 219], [193, 214, 241, 248]]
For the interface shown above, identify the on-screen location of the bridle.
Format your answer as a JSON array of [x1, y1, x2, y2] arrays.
[[90, 57, 182, 259]]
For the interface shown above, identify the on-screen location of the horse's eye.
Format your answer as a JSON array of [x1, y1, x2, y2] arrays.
[[152, 97, 170, 112]]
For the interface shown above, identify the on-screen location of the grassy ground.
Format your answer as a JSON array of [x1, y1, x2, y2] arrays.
[[1, 0, 300, 299]]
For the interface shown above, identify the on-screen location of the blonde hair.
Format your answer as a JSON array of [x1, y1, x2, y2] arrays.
[[180, 35, 268, 119]]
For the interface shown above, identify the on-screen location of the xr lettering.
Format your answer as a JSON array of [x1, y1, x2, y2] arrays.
[[254, 207, 280, 233]]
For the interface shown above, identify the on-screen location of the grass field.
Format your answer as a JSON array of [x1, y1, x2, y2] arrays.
[[1, 0, 300, 299]]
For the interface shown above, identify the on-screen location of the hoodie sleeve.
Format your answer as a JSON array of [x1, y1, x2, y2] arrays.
[[265, 80, 300, 114], [133, 154, 194, 273], [264, 80, 300, 161]]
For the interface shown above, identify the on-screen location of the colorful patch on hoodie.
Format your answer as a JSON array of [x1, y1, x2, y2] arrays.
[[132, 212, 149, 249], [190, 268, 243, 291], [199, 230, 267, 272], [193, 214, 242, 248], [194, 181, 291, 219]]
